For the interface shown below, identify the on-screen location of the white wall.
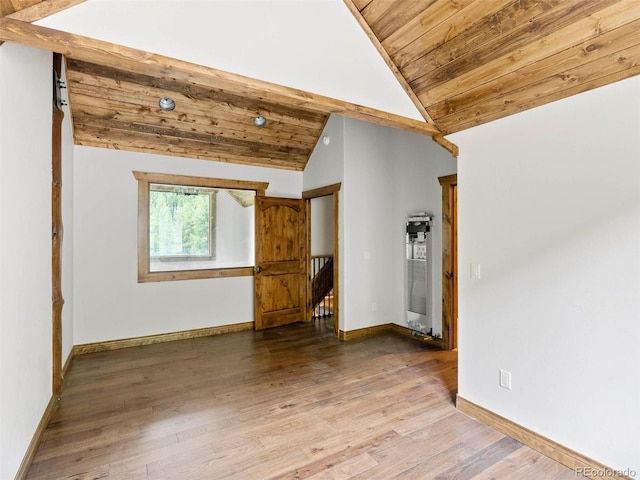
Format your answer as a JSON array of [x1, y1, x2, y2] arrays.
[[450, 76, 640, 475], [390, 129, 457, 335], [342, 119, 395, 330], [341, 120, 457, 332], [73, 146, 301, 344], [304, 115, 457, 333], [0, 44, 52, 480], [61, 62, 75, 368], [303, 115, 346, 192]]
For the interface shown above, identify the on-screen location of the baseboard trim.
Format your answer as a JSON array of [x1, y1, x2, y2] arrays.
[[390, 324, 444, 348], [339, 323, 447, 346], [61, 349, 74, 381], [339, 323, 391, 340], [456, 396, 632, 480], [73, 322, 255, 355], [14, 395, 57, 480]]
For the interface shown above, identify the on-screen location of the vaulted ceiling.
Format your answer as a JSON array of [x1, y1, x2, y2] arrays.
[[348, 0, 640, 135], [1, 0, 639, 170]]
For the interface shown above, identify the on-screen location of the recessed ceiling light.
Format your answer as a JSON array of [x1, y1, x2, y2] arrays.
[[159, 97, 175, 111], [253, 116, 267, 127]]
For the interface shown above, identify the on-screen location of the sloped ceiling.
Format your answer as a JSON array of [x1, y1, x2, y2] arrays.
[[1, 0, 639, 169], [348, 0, 640, 135], [0, 0, 38, 16], [65, 58, 330, 170]]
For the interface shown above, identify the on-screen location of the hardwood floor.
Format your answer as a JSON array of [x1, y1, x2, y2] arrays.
[[26, 320, 582, 479]]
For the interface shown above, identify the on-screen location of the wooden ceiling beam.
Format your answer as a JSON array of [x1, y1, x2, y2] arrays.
[[432, 135, 459, 158], [5, 0, 85, 22], [0, 18, 440, 137]]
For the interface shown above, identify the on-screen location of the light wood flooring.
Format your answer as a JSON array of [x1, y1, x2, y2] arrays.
[[27, 320, 583, 479]]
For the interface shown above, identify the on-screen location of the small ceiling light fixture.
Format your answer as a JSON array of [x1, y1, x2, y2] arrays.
[[159, 97, 176, 111], [253, 115, 267, 127], [322, 135, 331, 146]]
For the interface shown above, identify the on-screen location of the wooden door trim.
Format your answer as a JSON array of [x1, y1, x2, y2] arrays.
[[438, 174, 457, 350], [302, 182, 342, 199], [302, 183, 341, 337]]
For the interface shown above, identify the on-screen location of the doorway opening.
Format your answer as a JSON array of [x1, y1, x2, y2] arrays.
[[303, 183, 341, 337]]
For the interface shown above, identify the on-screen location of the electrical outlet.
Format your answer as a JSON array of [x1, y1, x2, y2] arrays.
[[499, 369, 511, 390]]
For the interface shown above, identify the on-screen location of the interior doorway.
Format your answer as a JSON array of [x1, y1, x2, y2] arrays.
[[302, 183, 341, 337], [310, 196, 334, 320], [438, 174, 457, 350]]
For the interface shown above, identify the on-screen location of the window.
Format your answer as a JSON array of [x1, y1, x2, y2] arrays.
[[150, 184, 215, 262], [133, 171, 268, 282]]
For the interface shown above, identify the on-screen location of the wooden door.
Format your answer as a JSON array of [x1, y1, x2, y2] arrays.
[[255, 196, 307, 330]]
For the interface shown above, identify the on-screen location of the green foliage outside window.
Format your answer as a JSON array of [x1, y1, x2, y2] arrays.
[[149, 188, 212, 257]]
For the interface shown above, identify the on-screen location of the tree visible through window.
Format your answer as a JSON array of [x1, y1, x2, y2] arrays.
[[149, 185, 215, 258]]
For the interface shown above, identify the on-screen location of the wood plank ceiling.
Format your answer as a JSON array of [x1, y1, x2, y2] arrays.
[[66, 58, 330, 170], [349, 0, 640, 135], [1, 0, 639, 169], [0, 0, 38, 16]]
